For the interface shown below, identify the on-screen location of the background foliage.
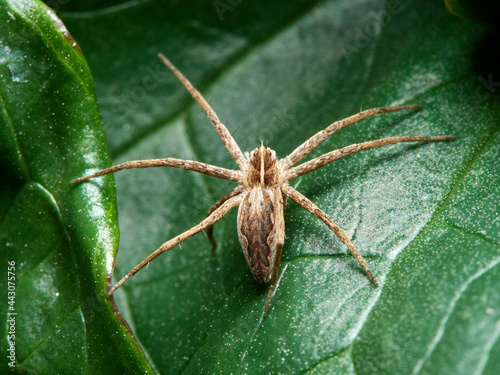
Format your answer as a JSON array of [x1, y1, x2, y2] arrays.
[[1, 0, 499, 374]]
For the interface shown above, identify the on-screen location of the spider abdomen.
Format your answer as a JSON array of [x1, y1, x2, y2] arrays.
[[237, 187, 284, 284]]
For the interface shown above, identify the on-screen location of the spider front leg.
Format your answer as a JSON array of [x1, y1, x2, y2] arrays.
[[158, 54, 246, 169], [285, 105, 423, 167], [282, 184, 378, 285], [287, 135, 455, 179]]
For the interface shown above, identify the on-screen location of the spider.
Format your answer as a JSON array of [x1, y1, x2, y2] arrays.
[[71, 53, 454, 311]]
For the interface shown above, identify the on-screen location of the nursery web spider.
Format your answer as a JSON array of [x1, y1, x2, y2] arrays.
[[72, 53, 454, 311]]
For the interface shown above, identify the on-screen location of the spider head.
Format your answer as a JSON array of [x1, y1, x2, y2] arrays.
[[243, 145, 282, 188]]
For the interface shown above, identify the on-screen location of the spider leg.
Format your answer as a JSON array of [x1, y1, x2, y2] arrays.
[[263, 187, 286, 312], [108, 194, 244, 296], [285, 105, 423, 167], [70, 158, 241, 184], [282, 184, 378, 285], [287, 135, 454, 179], [206, 185, 245, 252], [264, 242, 283, 312], [158, 53, 246, 168]]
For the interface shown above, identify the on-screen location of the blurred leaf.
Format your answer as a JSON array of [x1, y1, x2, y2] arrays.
[[2, 0, 499, 374], [445, 0, 500, 24]]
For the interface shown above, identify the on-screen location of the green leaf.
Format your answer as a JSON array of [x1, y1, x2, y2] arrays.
[[0, 0, 151, 373], [3, 0, 500, 373]]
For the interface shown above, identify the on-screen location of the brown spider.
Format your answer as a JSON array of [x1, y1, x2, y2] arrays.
[[71, 53, 454, 311]]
